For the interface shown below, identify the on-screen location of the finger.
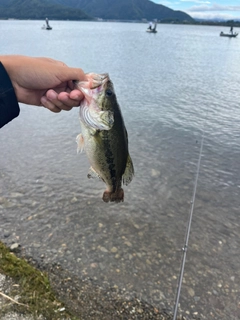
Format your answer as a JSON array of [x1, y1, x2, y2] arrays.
[[45, 90, 72, 111], [69, 89, 84, 101], [58, 93, 80, 108], [58, 67, 87, 83], [40, 96, 61, 113], [57, 90, 84, 107]]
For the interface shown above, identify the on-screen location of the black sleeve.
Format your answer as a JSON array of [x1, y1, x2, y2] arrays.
[[0, 61, 20, 129]]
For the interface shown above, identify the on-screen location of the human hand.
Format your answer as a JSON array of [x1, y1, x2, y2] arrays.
[[1, 55, 87, 112]]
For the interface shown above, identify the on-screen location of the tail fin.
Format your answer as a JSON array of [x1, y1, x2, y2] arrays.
[[102, 188, 124, 203]]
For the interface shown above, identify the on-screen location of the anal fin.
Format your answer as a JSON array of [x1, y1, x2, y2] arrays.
[[87, 166, 103, 180]]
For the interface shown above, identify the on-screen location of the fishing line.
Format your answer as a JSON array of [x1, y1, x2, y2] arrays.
[[172, 123, 206, 320]]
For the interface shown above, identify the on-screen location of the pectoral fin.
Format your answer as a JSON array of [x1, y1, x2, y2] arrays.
[[122, 155, 134, 186], [76, 133, 84, 153]]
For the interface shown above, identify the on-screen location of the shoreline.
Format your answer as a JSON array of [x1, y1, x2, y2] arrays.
[[0, 241, 191, 320]]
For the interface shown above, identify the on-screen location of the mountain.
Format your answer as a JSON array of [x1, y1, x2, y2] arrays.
[[0, 0, 91, 20], [0, 0, 194, 22], [52, 0, 194, 22]]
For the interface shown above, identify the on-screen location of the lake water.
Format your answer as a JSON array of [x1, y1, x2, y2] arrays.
[[1, 20, 240, 319]]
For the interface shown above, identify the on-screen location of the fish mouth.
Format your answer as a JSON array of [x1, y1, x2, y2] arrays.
[[89, 73, 110, 96], [74, 73, 109, 92], [88, 73, 109, 89]]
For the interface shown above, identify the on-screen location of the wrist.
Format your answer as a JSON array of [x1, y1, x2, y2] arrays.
[[0, 55, 13, 74], [0, 55, 21, 100], [0, 60, 20, 127]]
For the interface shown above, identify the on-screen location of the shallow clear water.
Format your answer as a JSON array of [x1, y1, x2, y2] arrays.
[[1, 20, 240, 319]]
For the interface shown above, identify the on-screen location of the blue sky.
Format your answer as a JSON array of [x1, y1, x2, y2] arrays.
[[151, 1, 240, 20]]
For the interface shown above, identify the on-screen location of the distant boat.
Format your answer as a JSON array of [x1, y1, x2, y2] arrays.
[[220, 31, 238, 38], [146, 21, 157, 33], [42, 18, 52, 30]]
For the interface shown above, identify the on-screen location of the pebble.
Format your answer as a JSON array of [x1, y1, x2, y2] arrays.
[[70, 197, 78, 203], [132, 223, 140, 229], [151, 169, 161, 178], [4, 230, 10, 238], [187, 288, 195, 297], [10, 243, 20, 252], [33, 243, 41, 248], [10, 192, 24, 197], [58, 307, 65, 312], [111, 247, 118, 253], [90, 263, 97, 268], [99, 263, 105, 270]]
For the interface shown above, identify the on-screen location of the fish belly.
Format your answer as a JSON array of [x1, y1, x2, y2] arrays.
[[81, 122, 127, 202]]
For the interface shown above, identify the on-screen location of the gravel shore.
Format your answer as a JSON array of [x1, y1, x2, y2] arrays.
[[0, 249, 194, 320]]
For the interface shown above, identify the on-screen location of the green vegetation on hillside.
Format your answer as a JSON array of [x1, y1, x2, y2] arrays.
[[0, 0, 91, 20], [0, 0, 193, 22]]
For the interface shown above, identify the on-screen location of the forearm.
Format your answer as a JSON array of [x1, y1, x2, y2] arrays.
[[0, 60, 20, 128], [0, 54, 86, 116]]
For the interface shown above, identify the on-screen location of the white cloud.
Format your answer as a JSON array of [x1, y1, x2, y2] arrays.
[[188, 4, 240, 12], [188, 11, 240, 20], [153, 1, 240, 20], [181, 0, 210, 3]]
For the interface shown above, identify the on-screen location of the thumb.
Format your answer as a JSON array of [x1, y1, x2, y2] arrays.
[[57, 66, 87, 83]]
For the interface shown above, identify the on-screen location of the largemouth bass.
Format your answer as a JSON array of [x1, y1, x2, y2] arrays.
[[75, 73, 134, 203]]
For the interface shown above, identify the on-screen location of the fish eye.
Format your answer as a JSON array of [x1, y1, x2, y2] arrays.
[[105, 89, 113, 97]]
